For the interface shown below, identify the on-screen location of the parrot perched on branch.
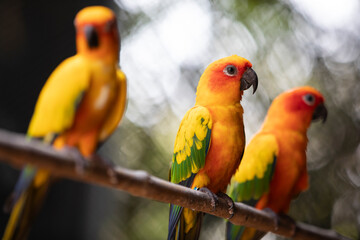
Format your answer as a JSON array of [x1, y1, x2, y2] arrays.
[[167, 55, 258, 240], [3, 6, 127, 240], [226, 86, 327, 240]]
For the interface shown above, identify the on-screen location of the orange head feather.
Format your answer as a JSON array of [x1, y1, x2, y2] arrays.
[[263, 86, 327, 132], [74, 6, 119, 62], [195, 55, 258, 106]]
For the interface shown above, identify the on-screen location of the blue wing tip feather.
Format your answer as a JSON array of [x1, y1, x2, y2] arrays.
[[168, 204, 183, 240], [168, 173, 196, 240], [226, 221, 245, 240]]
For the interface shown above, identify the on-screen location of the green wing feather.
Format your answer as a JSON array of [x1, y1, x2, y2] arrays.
[[170, 106, 212, 184], [168, 106, 212, 240], [226, 134, 278, 240], [228, 134, 278, 202]]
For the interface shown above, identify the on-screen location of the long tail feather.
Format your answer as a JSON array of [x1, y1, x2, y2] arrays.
[[168, 206, 204, 240], [3, 169, 51, 240], [2, 191, 28, 240], [181, 212, 203, 240], [168, 204, 183, 240], [4, 167, 36, 212], [226, 222, 245, 240], [226, 222, 266, 240]]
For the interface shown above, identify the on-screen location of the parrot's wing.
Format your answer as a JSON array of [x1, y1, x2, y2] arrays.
[[27, 55, 90, 137], [228, 133, 278, 203], [99, 68, 127, 142], [226, 134, 278, 240], [170, 106, 212, 184], [168, 106, 212, 240]]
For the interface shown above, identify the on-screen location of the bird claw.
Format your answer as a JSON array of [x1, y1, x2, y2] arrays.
[[90, 154, 118, 184], [217, 192, 235, 219], [106, 168, 118, 185], [262, 209, 297, 236], [279, 213, 297, 237], [263, 208, 279, 231], [198, 187, 218, 211], [197, 189, 235, 218], [64, 147, 88, 175]]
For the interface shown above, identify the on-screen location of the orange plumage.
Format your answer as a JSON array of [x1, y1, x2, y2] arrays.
[[168, 55, 258, 240], [257, 86, 326, 212], [226, 86, 327, 240]]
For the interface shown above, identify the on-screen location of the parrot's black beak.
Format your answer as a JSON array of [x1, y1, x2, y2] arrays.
[[85, 25, 99, 49], [312, 103, 327, 123], [240, 68, 258, 94]]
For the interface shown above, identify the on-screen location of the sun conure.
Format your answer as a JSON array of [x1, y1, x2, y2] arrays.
[[226, 86, 327, 240], [3, 6, 127, 240], [167, 55, 258, 240]]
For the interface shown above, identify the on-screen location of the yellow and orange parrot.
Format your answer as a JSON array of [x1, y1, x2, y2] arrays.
[[226, 86, 327, 240], [167, 55, 258, 240], [3, 6, 126, 240]]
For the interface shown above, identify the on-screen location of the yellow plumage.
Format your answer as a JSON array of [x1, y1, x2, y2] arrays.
[[3, 6, 126, 240], [168, 55, 258, 240], [233, 134, 279, 183], [28, 56, 90, 137], [173, 106, 212, 166]]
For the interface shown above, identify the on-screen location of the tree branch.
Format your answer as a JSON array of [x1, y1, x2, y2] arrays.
[[0, 129, 349, 240]]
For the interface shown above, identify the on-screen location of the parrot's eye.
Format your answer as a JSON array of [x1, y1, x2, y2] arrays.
[[303, 94, 315, 106], [223, 65, 238, 77]]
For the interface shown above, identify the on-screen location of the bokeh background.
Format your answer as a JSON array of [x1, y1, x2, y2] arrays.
[[0, 0, 359, 239]]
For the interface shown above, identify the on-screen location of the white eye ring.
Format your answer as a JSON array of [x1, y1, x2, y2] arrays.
[[303, 94, 315, 106], [223, 65, 238, 76]]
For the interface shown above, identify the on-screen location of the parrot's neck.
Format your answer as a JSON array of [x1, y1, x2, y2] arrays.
[[79, 51, 118, 64], [195, 88, 243, 106], [261, 112, 312, 134]]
